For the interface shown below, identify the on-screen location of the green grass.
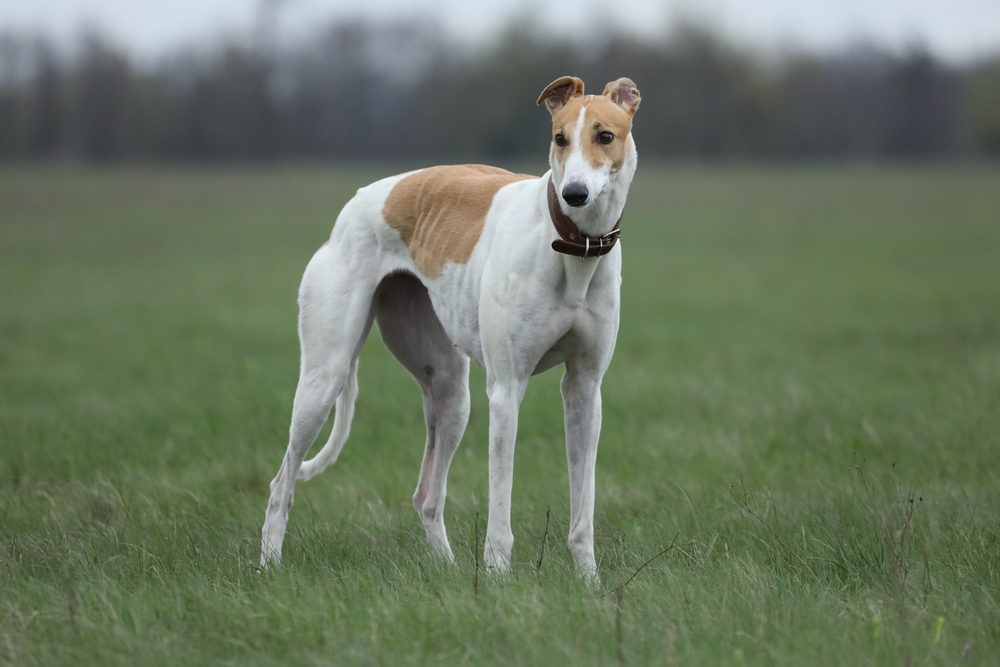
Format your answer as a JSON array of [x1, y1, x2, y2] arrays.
[[1, 162, 999, 666]]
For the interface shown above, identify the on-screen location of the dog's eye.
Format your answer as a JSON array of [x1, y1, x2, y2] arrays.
[[554, 133, 567, 147], [598, 131, 614, 145]]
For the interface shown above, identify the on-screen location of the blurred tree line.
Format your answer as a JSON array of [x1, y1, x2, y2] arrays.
[[1, 18, 999, 161]]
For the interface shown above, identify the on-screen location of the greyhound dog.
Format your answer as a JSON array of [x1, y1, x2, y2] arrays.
[[261, 76, 640, 580]]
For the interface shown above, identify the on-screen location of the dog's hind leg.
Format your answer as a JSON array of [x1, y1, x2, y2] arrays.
[[374, 273, 470, 561], [260, 244, 377, 567], [297, 357, 359, 482]]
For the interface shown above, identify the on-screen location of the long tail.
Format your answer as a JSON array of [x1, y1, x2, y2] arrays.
[[297, 361, 359, 481]]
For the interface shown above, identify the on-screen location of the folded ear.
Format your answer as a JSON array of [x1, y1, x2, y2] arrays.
[[603, 78, 640, 117], [536, 76, 585, 116]]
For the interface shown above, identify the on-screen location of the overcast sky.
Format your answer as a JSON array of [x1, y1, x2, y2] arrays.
[[2, 0, 999, 62]]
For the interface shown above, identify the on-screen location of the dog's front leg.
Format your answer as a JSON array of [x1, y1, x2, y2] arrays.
[[484, 375, 528, 572], [562, 363, 603, 582]]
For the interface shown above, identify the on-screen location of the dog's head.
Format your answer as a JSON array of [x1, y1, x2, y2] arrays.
[[537, 76, 640, 210]]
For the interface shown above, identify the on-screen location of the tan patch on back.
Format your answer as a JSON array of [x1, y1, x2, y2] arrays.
[[382, 165, 536, 278]]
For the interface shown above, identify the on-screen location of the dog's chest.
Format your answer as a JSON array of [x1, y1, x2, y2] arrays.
[[426, 247, 620, 372]]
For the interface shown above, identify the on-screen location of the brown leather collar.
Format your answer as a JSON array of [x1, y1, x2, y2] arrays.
[[547, 177, 622, 258]]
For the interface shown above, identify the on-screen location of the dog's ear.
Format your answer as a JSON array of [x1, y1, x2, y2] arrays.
[[537, 76, 585, 115], [603, 78, 640, 117]]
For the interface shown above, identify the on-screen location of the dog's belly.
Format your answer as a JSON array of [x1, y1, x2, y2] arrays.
[[421, 270, 487, 368]]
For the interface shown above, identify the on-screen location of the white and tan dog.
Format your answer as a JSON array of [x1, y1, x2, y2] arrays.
[[261, 76, 640, 579]]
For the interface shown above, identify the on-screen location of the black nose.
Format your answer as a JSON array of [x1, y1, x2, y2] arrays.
[[561, 182, 589, 207]]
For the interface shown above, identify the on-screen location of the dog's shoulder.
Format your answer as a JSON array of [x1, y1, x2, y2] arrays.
[[381, 165, 537, 278]]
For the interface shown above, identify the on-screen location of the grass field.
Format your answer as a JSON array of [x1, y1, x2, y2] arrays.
[[1, 162, 999, 666]]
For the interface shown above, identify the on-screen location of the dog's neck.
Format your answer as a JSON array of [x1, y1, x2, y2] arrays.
[[546, 179, 620, 258]]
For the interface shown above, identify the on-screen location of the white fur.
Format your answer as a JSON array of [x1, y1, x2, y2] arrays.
[[260, 97, 638, 582]]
